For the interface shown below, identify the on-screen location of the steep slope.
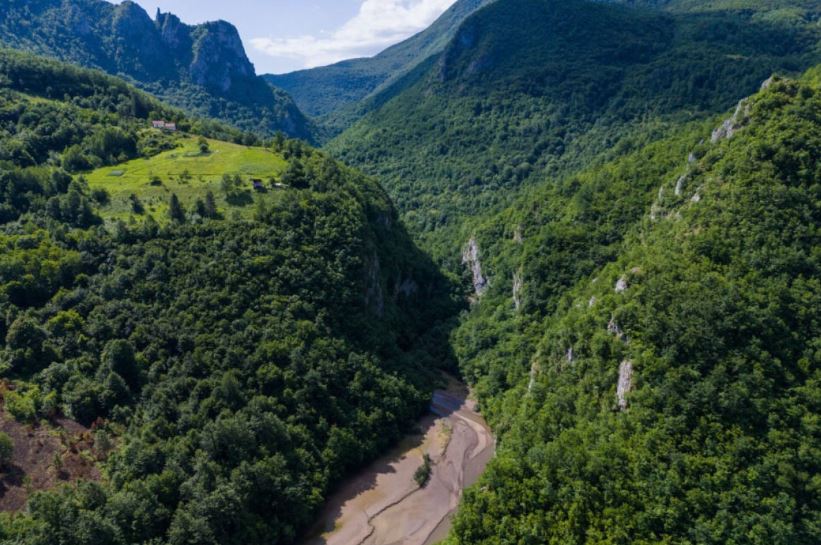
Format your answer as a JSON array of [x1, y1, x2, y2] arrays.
[[264, 0, 495, 128], [0, 0, 314, 140], [445, 68, 821, 545], [0, 51, 456, 545], [329, 0, 821, 257]]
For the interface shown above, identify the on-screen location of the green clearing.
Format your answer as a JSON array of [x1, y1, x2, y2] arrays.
[[85, 136, 288, 222]]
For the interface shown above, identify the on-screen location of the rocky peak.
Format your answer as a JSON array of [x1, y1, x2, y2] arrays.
[[190, 21, 256, 93], [110, 1, 172, 80], [156, 11, 192, 54], [111, 1, 155, 36]]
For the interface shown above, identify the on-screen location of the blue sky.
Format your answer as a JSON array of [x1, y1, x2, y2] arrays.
[[120, 1, 457, 74]]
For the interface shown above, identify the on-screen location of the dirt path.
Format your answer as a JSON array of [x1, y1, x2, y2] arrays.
[[304, 381, 494, 545]]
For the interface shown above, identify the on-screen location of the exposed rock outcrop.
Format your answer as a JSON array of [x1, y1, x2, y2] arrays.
[[462, 237, 488, 298], [711, 98, 752, 143], [608, 317, 628, 342], [760, 75, 776, 90], [527, 359, 540, 393], [615, 276, 628, 293], [394, 276, 419, 299], [190, 21, 255, 93], [616, 359, 634, 410], [512, 271, 523, 311], [675, 174, 688, 197], [0, 0, 313, 138]]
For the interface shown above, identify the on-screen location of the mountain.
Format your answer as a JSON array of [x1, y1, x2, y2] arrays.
[[264, 0, 495, 133], [323, 3, 821, 539], [0, 49, 455, 544], [1, 1, 820, 544], [445, 67, 821, 545], [328, 0, 821, 257], [0, 0, 314, 140]]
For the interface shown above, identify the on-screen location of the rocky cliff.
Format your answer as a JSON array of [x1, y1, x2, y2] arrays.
[[0, 0, 313, 139]]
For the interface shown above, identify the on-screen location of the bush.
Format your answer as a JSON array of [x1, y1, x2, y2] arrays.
[[5, 389, 38, 424], [414, 453, 432, 487]]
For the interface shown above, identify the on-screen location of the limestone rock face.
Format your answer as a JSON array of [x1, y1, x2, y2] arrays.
[[711, 98, 752, 143], [617, 360, 634, 410], [157, 12, 193, 56], [512, 271, 523, 311], [0, 0, 313, 138], [190, 21, 255, 93], [110, 1, 174, 80], [462, 237, 488, 298]]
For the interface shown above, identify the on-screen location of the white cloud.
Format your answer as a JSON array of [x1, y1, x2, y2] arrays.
[[251, 0, 457, 70]]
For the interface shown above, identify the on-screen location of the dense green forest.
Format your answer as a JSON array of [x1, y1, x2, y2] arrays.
[[0, 0, 314, 140], [329, 0, 821, 260], [0, 0, 820, 544], [443, 66, 821, 545], [0, 51, 456, 544]]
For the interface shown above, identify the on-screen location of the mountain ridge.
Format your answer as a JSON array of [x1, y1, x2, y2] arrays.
[[328, 0, 821, 259], [0, 0, 314, 140], [264, 0, 496, 135]]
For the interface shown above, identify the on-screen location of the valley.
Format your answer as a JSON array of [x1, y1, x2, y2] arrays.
[[305, 381, 493, 545], [0, 1, 819, 545]]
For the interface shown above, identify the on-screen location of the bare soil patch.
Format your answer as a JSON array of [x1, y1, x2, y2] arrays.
[[0, 404, 101, 512]]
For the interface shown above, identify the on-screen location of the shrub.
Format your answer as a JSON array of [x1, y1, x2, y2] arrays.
[[5, 389, 38, 424], [414, 453, 432, 487]]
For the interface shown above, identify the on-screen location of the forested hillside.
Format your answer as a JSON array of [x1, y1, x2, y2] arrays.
[[0, 51, 456, 544], [329, 0, 821, 259], [265, 0, 495, 135], [444, 68, 821, 545], [1, 1, 820, 544], [0, 0, 314, 140]]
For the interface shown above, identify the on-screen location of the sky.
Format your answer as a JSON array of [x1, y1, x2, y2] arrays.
[[119, 1, 458, 74]]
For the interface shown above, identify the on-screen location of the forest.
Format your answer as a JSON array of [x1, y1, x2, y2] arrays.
[[0, 50, 457, 544], [445, 69, 821, 545], [0, 0, 819, 544], [329, 0, 821, 260]]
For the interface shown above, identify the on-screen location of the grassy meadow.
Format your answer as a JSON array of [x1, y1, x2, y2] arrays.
[[85, 136, 288, 223]]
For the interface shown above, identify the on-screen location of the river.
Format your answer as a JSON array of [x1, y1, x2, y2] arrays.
[[303, 378, 494, 545]]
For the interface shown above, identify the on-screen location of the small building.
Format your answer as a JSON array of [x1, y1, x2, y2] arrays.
[[252, 179, 265, 191], [151, 120, 177, 132]]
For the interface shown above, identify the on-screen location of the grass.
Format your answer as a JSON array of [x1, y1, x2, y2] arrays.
[[85, 136, 289, 223]]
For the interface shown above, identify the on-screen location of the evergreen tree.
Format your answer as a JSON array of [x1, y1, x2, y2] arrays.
[[168, 193, 185, 223], [204, 191, 219, 218]]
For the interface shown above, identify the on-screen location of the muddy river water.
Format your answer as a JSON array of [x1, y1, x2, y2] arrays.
[[303, 381, 495, 545]]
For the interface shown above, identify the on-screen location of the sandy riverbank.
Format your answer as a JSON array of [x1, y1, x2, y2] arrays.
[[303, 381, 494, 545]]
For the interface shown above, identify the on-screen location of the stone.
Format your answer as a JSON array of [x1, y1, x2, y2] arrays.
[[462, 237, 489, 297], [616, 359, 634, 410]]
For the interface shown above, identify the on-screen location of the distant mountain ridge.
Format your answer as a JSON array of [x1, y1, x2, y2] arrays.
[[329, 0, 821, 254], [264, 0, 496, 134], [0, 0, 314, 140]]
